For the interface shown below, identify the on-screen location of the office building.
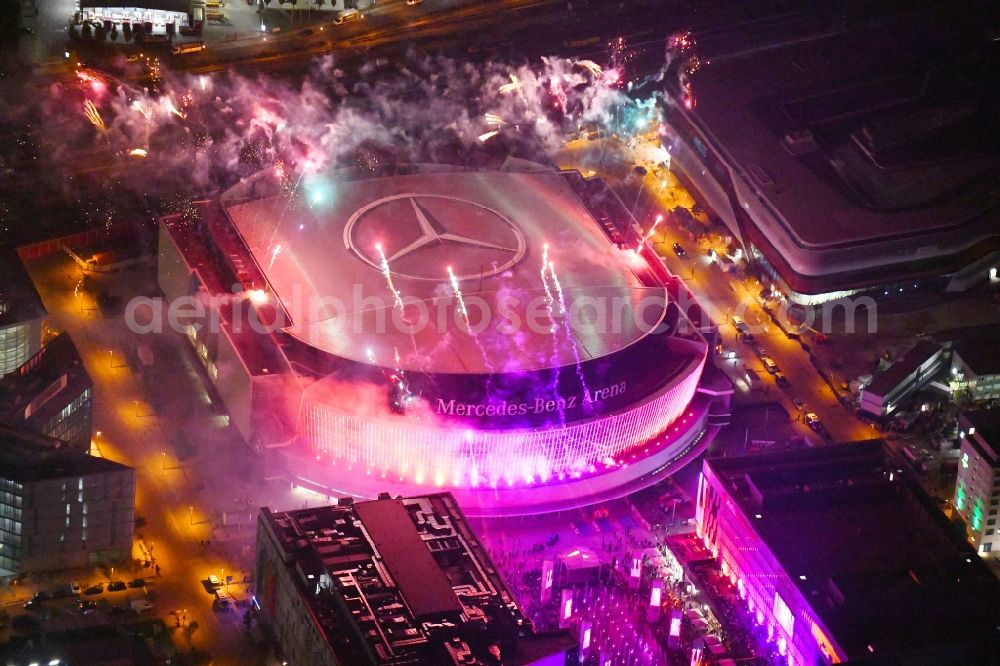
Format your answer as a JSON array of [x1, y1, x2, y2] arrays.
[[954, 410, 1000, 554], [0, 332, 93, 452], [696, 440, 1000, 665], [255, 493, 575, 665], [0, 425, 135, 578], [0, 245, 45, 377]]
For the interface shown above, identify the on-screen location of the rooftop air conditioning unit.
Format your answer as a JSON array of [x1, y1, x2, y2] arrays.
[[782, 129, 818, 156]]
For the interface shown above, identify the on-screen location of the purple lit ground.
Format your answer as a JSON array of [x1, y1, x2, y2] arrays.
[[470, 496, 771, 666]]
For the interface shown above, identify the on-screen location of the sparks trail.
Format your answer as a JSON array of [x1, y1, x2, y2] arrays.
[[498, 73, 521, 95], [267, 243, 284, 271], [446, 266, 468, 321], [83, 101, 106, 135], [540, 242, 553, 303], [447, 266, 497, 379], [376, 243, 404, 311], [549, 261, 592, 412], [539, 243, 566, 430], [634, 214, 663, 256]]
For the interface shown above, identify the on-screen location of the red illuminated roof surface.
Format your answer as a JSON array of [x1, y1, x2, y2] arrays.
[[221, 169, 667, 374]]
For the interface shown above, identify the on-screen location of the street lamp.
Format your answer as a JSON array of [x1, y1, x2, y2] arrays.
[[188, 506, 194, 526], [161, 452, 167, 471]]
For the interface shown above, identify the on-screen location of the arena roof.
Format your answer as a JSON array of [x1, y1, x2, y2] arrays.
[[222, 168, 668, 375]]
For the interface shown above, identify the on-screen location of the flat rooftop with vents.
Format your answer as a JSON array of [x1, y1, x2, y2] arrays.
[[255, 493, 575, 666]]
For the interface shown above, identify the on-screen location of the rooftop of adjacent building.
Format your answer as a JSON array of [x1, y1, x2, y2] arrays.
[[0, 622, 159, 665], [936, 324, 1000, 376], [259, 493, 571, 665], [160, 203, 291, 379], [704, 440, 1000, 662], [960, 408, 1000, 463], [678, 2, 1000, 251], [0, 332, 92, 435], [0, 423, 132, 483], [0, 245, 46, 329], [864, 339, 943, 397]]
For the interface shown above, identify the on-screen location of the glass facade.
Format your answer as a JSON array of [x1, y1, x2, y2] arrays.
[[41, 387, 93, 451], [0, 479, 24, 575], [0, 323, 30, 376]]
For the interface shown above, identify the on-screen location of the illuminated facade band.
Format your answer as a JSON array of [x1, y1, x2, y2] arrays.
[[302, 355, 704, 488]]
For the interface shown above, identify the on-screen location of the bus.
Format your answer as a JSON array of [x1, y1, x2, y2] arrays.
[[667, 609, 683, 649]]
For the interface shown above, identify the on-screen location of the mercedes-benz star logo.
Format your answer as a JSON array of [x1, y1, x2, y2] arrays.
[[344, 194, 526, 281]]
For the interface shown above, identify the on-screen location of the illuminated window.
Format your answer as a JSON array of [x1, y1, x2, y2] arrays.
[[962, 453, 969, 469], [0, 323, 30, 376], [773, 593, 795, 638]]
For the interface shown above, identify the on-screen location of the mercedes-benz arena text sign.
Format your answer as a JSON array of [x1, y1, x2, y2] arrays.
[[343, 194, 526, 281]]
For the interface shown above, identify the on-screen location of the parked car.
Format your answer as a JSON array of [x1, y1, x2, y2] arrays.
[[84, 584, 104, 595], [805, 412, 822, 430], [127, 579, 145, 589], [672, 243, 687, 258], [762, 357, 779, 374], [774, 371, 790, 387], [208, 574, 221, 589], [107, 581, 127, 592], [130, 599, 154, 614], [214, 590, 232, 611]]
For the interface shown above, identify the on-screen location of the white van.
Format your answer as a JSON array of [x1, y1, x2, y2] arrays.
[[333, 9, 361, 25], [172, 41, 205, 55]]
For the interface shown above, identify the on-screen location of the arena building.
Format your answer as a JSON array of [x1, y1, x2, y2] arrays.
[[157, 161, 730, 515], [661, 5, 1000, 303]]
